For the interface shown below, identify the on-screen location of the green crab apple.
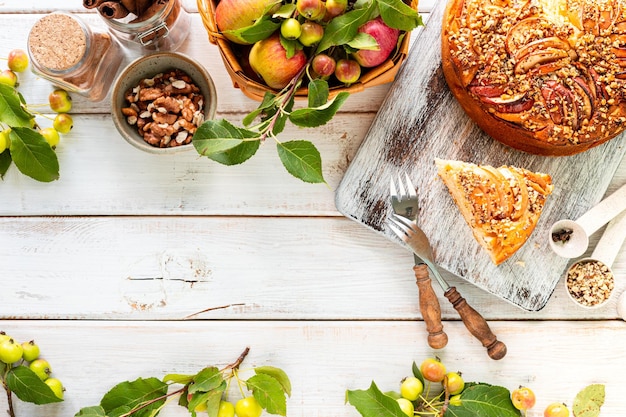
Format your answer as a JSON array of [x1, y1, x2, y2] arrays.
[[215, 0, 279, 44], [29, 358, 52, 380], [281, 18, 302, 40], [296, 0, 325, 20], [445, 372, 465, 395], [234, 397, 262, 417], [353, 17, 400, 68], [0, 338, 24, 364], [298, 21, 324, 46], [396, 398, 414, 417], [21, 340, 41, 362], [0, 69, 18, 87], [400, 376, 423, 401], [53, 113, 73, 134], [544, 403, 569, 417], [218, 401, 235, 417], [249, 33, 307, 90], [49, 89, 72, 113], [40, 127, 60, 147], [7, 49, 29, 72], [0, 129, 10, 153], [334, 58, 361, 84], [45, 377, 64, 399]]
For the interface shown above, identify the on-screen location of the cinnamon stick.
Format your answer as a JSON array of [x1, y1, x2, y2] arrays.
[[120, 0, 138, 15], [98, 1, 130, 19], [83, 0, 109, 8]]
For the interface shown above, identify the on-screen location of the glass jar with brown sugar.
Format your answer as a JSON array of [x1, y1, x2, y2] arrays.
[[98, 0, 191, 53], [27, 12, 124, 102]]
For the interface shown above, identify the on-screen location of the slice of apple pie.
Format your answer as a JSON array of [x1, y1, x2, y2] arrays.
[[435, 158, 553, 265]]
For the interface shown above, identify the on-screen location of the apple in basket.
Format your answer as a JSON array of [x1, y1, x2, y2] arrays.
[[215, 0, 279, 44], [353, 17, 401, 68], [249, 33, 307, 89]]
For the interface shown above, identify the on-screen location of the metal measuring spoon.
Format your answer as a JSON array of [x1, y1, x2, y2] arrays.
[[549, 183, 626, 258], [564, 210, 626, 309]]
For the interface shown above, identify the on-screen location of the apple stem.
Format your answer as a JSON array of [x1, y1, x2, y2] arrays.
[[259, 54, 315, 142], [2, 382, 16, 417]]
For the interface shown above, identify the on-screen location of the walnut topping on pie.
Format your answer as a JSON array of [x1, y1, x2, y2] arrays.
[[436, 158, 553, 265], [442, 0, 626, 156]]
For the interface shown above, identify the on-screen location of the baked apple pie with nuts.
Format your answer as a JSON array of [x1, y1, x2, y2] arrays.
[[442, 0, 626, 156]]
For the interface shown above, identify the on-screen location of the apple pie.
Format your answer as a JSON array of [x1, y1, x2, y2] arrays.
[[442, 0, 626, 156], [435, 159, 554, 265]]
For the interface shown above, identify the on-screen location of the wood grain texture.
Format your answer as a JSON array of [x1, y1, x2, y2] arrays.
[[335, 0, 626, 311], [2, 216, 625, 321], [0, 320, 625, 417]]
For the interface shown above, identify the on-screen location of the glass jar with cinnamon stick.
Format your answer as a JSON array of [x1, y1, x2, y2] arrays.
[[88, 0, 191, 52], [27, 12, 124, 102]]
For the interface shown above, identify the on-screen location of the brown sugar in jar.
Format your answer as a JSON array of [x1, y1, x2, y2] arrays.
[[28, 12, 124, 102]]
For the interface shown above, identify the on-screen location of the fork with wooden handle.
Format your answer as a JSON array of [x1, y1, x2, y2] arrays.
[[387, 211, 507, 360], [390, 175, 448, 350]]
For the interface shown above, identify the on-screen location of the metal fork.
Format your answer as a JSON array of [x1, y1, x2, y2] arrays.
[[390, 174, 448, 349], [388, 176, 507, 360]]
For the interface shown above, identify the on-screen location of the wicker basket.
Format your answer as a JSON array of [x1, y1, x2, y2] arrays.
[[197, 0, 417, 101]]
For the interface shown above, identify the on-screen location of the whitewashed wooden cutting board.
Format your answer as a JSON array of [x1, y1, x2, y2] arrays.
[[335, 0, 626, 311]]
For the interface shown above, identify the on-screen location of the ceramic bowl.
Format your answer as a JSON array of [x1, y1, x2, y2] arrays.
[[564, 258, 615, 309], [111, 52, 217, 154]]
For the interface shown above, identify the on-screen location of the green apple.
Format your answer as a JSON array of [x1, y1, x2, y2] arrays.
[[298, 21, 324, 46]]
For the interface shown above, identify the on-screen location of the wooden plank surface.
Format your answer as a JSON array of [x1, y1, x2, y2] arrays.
[[0, 320, 625, 417], [335, 0, 626, 311]]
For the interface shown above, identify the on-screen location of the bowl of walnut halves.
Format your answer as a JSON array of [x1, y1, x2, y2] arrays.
[[111, 52, 217, 153]]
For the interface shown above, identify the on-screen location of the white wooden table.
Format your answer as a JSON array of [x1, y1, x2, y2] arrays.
[[1, 1, 625, 416]]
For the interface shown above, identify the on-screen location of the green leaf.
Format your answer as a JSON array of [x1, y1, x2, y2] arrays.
[[246, 373, 287, 416], [100, 377, 168, 417], [75, 406, 108, 417], [277, 140, 326, 183], [0, 149, 11, 179], [9, 127, 59, 182], [444, 384, 519, 417], [243, 92, 278, 127], [225, 16, 281, 44], [0, 83, 35, 127], [346, 381, 407, 417], [573, 384, 605, 417], [271, 95, 295, 136], [411, 361, 425, 386], [307, 79, 330, 108], [281, 36, 299, 59], [205, 386, 226, 417], [6, 365, 63, 404], [162, 373, 193, 385], [316, 1, 377, 53], [289, 91, 350, 128], [254, 366, 292, 397], [194, 119, 258, 156], [378, 0, 422, 31], [347, 32, 379, 50], [272, 3, 296, 18], [189, 367, 224, 393]]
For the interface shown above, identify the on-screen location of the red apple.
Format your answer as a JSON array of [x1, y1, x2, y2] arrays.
[[311, 54, 336, 79], [249, 33, 307, 90], [215, 0, 279, 44], [296, 0, 325, 20], [335, 58, 361, 84], [324, 0, 347, 19], [353, 17, 400, 68]]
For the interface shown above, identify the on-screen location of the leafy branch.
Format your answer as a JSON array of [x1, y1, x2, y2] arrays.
[[75, 347, 292, 417]]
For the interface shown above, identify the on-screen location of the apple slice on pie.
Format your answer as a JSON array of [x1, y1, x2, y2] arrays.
[[435, 158, 554, 265]]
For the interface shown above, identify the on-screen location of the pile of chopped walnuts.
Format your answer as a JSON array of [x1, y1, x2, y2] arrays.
[[566, 260, 615, 307], [122, 69, 204, 148]]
